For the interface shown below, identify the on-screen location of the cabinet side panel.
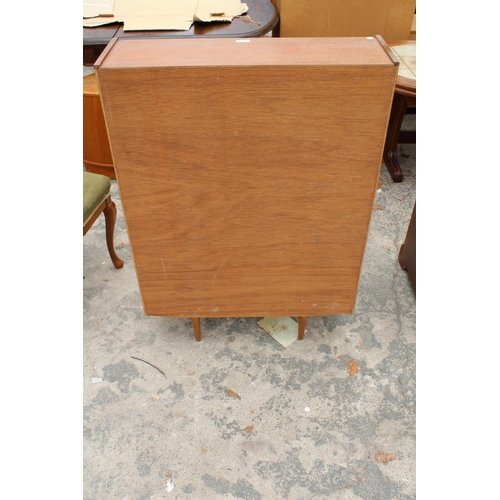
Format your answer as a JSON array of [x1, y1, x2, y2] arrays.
[[98, 64, 396, 317]]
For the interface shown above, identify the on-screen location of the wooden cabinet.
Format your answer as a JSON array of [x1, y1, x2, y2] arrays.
[[83, 74, 115, 178], [271, 0, 415, 42], [95, 37, 397, 338]]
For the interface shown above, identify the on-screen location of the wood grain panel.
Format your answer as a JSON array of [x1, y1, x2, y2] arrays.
[[83, 74, 115, 178], [96, 38, 396, 318], [273, 0, 416, 42], [96, 36, 396, 68]]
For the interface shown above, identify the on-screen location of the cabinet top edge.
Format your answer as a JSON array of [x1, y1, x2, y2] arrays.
[[95, 36, 398, 69]]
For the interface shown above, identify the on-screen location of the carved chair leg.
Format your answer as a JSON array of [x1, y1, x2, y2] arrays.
[[192, 318, 201, 342], [298, 316, 307, 340], [103, 196, 124, 269]]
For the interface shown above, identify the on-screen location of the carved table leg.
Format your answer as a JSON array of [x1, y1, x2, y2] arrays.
[[192, 318, 201, 342], [298, 316, 307, 340], [383, 92, 408, 183]]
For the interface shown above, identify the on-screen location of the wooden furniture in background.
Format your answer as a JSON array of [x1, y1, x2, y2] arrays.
[[83, 73, 115, 179], [398, 203, 416, 291], [95, 37, 397, 341], [83, 0, 279, 65], [383, 40, 416, 182], [270, 0, 415, 41], [409, 13, 416, 40], [83, 172, 124, 269]]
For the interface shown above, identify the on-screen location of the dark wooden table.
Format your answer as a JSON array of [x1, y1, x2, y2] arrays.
[[383, 40, 416, 182], [84, 0, 279, 65]]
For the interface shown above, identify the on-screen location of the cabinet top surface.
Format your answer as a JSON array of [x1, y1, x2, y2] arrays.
[[95, 37, 397, 69]]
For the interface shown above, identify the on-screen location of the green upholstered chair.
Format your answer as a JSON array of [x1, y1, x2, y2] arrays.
[[83, 172, 124, 269]]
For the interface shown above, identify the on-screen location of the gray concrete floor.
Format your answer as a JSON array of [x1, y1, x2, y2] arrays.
[[83, 85, 416, 498]]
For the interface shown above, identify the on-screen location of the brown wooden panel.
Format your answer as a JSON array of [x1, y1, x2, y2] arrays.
[[96, 36, 397, 68], [83, 74, 115, 178], [96, 37, 396, 318], [273, 0, 415, 42]]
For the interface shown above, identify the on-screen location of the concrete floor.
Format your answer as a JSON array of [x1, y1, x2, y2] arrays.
[[83, 92, 416, 498]]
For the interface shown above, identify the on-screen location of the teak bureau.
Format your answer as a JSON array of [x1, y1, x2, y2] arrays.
[[95, 37, 397, 341]]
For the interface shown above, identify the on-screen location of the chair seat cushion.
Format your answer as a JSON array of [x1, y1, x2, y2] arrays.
[[83, 172, 111, 226]]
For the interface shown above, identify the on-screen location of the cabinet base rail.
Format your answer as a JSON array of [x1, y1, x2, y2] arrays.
[[190, 316, 308, 342]]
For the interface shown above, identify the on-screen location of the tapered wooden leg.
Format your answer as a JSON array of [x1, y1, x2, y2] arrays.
[[298, 316, 307, 340], [192, 318, 201, 342], [103, 196, 124, 269]]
